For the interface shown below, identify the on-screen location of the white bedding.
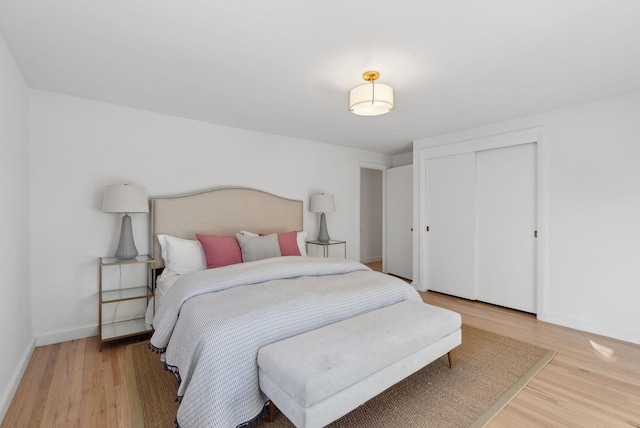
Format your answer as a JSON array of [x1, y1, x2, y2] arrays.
[[149, 256, 421, 428], [145, 273, 181, 325]]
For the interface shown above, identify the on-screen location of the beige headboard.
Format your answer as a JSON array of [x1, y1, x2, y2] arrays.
[[151, 188, 303, 268]]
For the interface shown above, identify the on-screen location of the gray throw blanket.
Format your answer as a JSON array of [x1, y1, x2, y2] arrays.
[[150, 257, 420, 428]]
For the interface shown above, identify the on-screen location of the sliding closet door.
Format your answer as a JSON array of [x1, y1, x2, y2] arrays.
[[424, 153, 476, 300], [476, 143, 537, 313]]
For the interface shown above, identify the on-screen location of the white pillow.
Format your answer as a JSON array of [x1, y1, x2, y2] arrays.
[[157, 234, 207, 275], [296, 231, 308, 256]]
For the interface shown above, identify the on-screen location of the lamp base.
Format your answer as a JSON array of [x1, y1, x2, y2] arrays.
[[115, 214, 138, 260], [317, 212, 331, 243]]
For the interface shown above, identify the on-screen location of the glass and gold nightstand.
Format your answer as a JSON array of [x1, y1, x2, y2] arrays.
[[306, 240, 347, 258], [98, 255, 155, 350]]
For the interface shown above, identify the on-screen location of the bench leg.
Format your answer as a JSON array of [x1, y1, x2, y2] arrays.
[[266, 400, 277, 423], [447, 351, 454, 368]]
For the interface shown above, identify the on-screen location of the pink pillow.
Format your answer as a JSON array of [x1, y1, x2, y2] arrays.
[[196, 234, 243, 268], [277, 231, 301, 256]]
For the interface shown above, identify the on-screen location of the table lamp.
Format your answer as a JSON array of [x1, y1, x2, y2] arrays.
[[310, 193, 335, 243], [102, 184, 149, 260]]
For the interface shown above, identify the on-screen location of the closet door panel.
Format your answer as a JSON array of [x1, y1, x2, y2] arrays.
[[386, 165, 413, 280], [476, 143, 537, 313], [425, 153, 476, 299]]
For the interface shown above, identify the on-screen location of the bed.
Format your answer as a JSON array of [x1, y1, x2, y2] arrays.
[[147, 187, 425, 428]]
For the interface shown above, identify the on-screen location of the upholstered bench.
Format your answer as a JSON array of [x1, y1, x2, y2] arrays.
[[257, 300, 462, 428]]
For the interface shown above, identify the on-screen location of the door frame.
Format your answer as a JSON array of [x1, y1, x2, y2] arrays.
[[417, 126, 546, 317], [356, 162, 388, 270]]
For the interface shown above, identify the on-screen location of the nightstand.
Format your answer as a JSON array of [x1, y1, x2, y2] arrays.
[[306, 240, 347, 258], [98, 255, 155, 350]]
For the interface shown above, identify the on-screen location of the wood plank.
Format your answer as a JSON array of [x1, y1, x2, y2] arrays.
[[65, 338, 86, 423], [79, 336, 98, 427], [40, 339, 75, 425]]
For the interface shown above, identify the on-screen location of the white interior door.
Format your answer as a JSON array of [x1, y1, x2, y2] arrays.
[[386, 165, 413, 280], [476, 143, 537, 313], [424, 153, 476, 300]]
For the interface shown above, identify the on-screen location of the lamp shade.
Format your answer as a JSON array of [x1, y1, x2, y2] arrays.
[[349, 82, 394, 116], [102, 184, 149, 213], [310, 193, 335, 213]]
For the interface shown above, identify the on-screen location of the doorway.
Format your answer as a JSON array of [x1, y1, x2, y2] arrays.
[[359, 167, 384, 265]]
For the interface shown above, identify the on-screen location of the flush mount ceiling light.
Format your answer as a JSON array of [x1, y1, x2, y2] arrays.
[[348, 70, 394, 116]]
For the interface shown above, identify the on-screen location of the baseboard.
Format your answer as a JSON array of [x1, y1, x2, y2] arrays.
[[0, 337, 35, 424], [35, 324, 98, 347], [537, 311, 640, 345], [360, 257, 382, 264]]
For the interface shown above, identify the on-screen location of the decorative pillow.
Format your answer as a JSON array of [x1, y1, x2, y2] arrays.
[[243, 230, 307, 256], [236, 233, 282, 262], [196, 234, 243, 269], [277, 231, 301, 256], [157, 234, 207, 274]]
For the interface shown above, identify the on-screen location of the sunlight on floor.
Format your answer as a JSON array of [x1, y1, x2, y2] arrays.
[[589, 339, 617, 362]]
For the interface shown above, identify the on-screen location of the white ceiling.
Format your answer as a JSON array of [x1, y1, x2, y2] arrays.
[[1, 1, 639, 155]]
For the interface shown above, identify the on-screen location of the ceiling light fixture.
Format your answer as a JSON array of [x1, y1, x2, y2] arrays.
[[348, 70, 394, 116]]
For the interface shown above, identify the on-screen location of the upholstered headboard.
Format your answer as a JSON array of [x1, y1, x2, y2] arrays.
[[151, 188, 303, 268]]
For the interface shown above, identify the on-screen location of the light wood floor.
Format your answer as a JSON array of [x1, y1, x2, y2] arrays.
[[3, 267, 640, 427]]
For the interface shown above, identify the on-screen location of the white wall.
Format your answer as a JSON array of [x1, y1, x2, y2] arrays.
[[28, 89, 392, 344], [414, 92, 640, 345], [0, 33, 33, 422], [391, 151, 413, 167], [359, 168, 383, 263]]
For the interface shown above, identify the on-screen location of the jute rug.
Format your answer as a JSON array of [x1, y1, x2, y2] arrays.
[[126, 325, 554, 428]]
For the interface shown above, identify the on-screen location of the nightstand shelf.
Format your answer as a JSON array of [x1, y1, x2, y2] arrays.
[[99, 255, 155, 350], [100, 318, 150, 342], [102, 286, 150, 303], [306, 240, 347, 258]]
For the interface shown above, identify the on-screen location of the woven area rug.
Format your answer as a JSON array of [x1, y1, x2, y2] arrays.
[[126, 325, 554, 428]]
